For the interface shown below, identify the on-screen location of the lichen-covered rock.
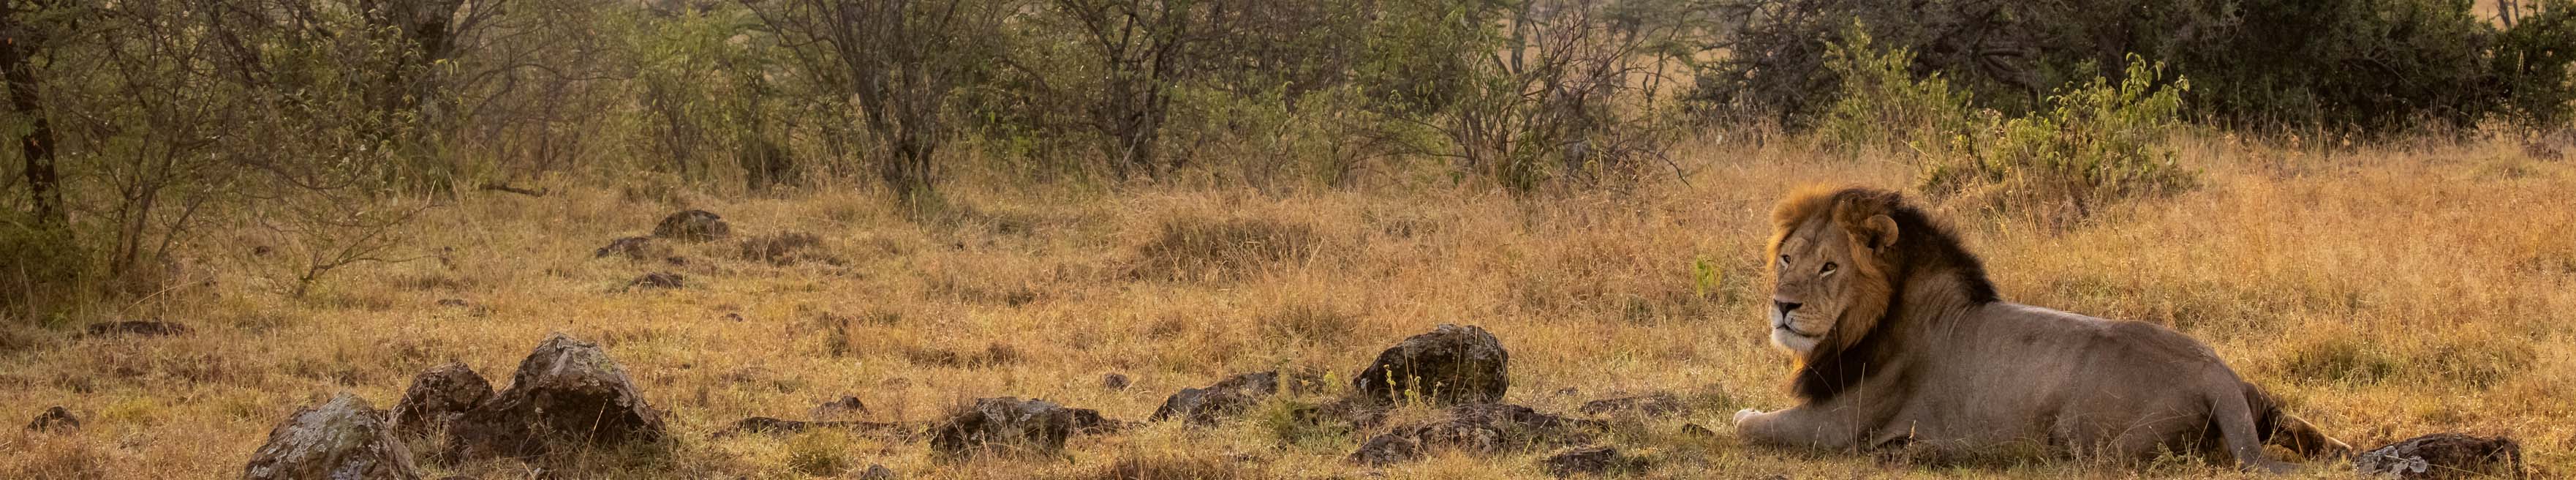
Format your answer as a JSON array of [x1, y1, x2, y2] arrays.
[[1151, 371, 1278, 426], [388, 362, 492, 437], [651, 210, 730, 241], [2354, 432, 2523, 479], [444, 334, 664, 462], [926, 397, 1120, 457], [1347, 403, 1604, 466], [26, 406, 78, 432], [1352, 324, 1509, 406], [243, 393, 421, 480]]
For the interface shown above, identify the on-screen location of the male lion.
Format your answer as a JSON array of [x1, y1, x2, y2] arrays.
[[1730, 187, 2348, 471]]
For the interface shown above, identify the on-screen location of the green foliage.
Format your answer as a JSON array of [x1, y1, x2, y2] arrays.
[[1695, 0, 2576, 135], [2496, 1, 2576, 131], [1816, 26, 1972, 154], [1918, 56, 2197, 225], [0, 221, 91, 323], [1690, 256, 1723, 299]]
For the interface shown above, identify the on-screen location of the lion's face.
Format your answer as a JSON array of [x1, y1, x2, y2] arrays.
[[1765, 191, 1900, 356]]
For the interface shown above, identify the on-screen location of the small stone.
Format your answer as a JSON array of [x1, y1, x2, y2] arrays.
[[1100, 373, 1131, 391], [243, 393, 422, 480], [26, 406, 78, 432], [627, 271, 684, 290], [84, 320, 191, 338], [722, 312, 745, 323], [434, 299, 469, 308], [1541, 446, 1649, 478], [810, 395, 868, 419]]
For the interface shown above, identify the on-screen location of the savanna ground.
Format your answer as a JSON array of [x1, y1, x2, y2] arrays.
[[4, 135, 2574, 479]]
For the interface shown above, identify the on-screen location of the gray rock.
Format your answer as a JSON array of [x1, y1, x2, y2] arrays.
[[1100, 372, 1130, 391], [444, 334, 665, 462], [1353, 324, 1509, 406], [2354, 432, 2523, 479], [1541, 446, 1650, 478], [243, 393, 421, 480]]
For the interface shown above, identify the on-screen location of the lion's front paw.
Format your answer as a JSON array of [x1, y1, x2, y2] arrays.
[[1733, 408, 1763, 425]]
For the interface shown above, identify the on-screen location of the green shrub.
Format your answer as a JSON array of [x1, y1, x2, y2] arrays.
[[0, 222, 91, 323], [1816, 26, 1972, 154], [1917, 56, 2196, 225]]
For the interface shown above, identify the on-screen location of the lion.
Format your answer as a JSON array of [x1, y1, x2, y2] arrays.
[[1729, 187, 2349, 471]]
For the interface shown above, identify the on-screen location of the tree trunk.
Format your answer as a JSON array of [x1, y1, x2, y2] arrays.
[[1, 6, 63, 227]]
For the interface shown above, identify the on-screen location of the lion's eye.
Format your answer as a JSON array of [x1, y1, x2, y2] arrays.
[[1778, 255, 1790, 266], [1820, 262, 1837, 274]]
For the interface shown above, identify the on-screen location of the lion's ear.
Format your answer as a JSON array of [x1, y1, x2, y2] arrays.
[[1854, 214, 1900, 252]]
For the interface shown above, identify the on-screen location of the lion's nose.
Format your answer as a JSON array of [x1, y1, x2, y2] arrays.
[[1773, 301, 1802, 315]]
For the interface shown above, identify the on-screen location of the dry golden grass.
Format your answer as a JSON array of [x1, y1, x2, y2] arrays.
[[1, 135, 2571, 479]]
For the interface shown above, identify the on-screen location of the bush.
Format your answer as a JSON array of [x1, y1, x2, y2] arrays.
[[1693, 0, 2576, 135], [1815, 26, 1971, 154], [0, 223, 90, 323], [1916, 56, 2197, 225]]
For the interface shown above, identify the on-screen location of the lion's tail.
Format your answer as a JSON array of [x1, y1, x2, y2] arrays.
[[2243, 381, 2353, 460]]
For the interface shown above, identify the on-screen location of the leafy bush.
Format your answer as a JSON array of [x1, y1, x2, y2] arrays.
[[1917, 56, 2197, 225], [2496, 1, 2576, 132], [1815, 26, 1971, 154], [0, 222, 90, 323]]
